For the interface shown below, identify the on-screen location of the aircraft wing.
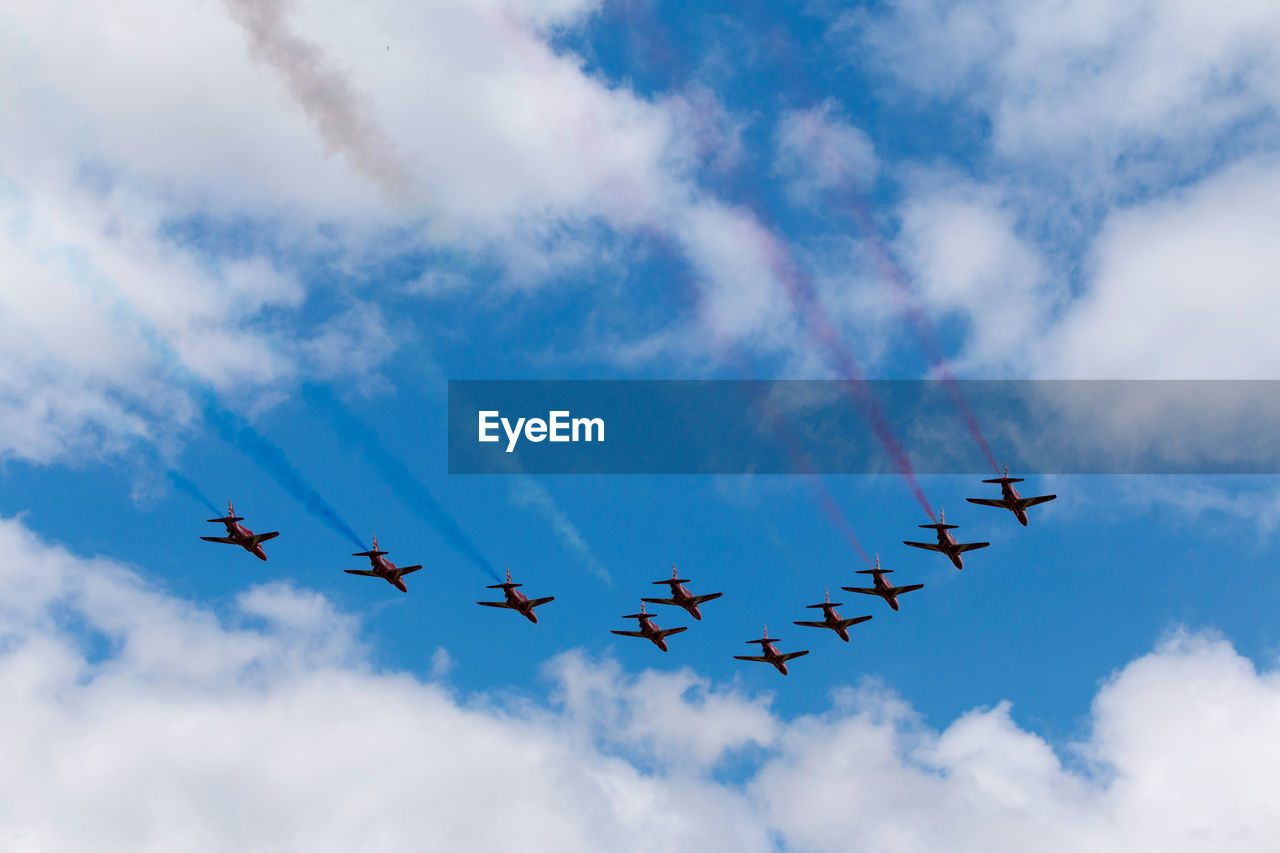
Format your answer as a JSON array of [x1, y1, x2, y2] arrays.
[[397, 565, 423, 576], [249, 531, 280, 546], [611, 630, 647, 638], [793, 620, 830, 629], [478, 601, 516, 609], [965, 497, 1010, 509], [690, 592, 723, 605], [733, 654, 771, 662], [1019, 495, 1057, 508], [527, 596, 555, 608], [657, 626, 688, 638], [344, 569, 379, 577], [889, 583, 925, 596], [778, 650, 810, 662], [199, 536, 239, 545], [903, 540, 947, 552], [842, 586, 881, 596], [954, 542, 989, 553], [838, 615, 873, 629], [640, 596, 679, 606]]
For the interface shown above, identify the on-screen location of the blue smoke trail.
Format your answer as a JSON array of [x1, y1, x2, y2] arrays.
[[196, 389, 366, 550], [166, 469, 221, 516], [306, 384, 500, 581]]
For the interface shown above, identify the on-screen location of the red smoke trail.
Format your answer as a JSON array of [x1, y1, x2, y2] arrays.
[[646, 223, 875, 564], [837, 190, 1001, 474], [608, 4, 937, 520], [727, 0, 1003, 476], [760, 233, 937, 521]]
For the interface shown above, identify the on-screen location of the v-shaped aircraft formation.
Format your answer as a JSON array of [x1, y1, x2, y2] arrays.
[[191, 463, 1053, 675]]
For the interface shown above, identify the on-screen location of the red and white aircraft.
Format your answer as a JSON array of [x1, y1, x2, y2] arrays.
[[477, 569, 554, 623], [200, 501, 279, 561], [733, 625, 809, 675], [344, 535, 422, 593], [793, 589, 872, 642], [841, 555, 924, 611], [641, 564, 723, 620], [966, 463, 1056, 526], [903, 508, 989, 569], [611, 602, 687, 652]]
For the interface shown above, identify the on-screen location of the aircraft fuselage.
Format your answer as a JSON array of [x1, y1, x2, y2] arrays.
[[757, 643, 790, 674], [502, 587, 539, 622], [818, 605, 851, 641], [223, 520, 269, 560], [365, 555, 409, 592], [638, 617, 670, 651]]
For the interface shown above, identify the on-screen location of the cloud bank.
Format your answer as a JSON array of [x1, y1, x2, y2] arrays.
[[1, 515, 1278, 851]]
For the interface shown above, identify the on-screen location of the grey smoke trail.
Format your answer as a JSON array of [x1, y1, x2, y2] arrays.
[[221, 0, 413, 197], [508, 476, 612, 585]]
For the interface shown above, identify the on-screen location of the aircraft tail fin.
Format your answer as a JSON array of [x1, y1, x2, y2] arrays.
[[206, 515, 244, 524], [352, 549, 389, 558]]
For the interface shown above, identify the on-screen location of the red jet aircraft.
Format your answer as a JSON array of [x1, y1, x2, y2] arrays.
[[611, 602, 687, 652], [344, 535, 422, 593], [640, 564, 723, 620], [200, 501, 279, 561], [793, 589, 872, 642], [966, 463, 1057, 526], [841, 554, 924, 611], [477, 568, 554, 623], [903, 508, 989, 569], [734, 625, 809, 675]]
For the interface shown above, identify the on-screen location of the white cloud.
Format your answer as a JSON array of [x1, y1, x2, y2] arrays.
[[895, 177, 1056, 374], [3, 515, 1280, 850], [1038, 157, 1280, 379], [852, 0, 1280, 180], [0, 0, 821, 461], [774, 99, 878, 203]]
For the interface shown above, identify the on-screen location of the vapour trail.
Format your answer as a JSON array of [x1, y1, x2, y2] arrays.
[[220, 0, 414, 199], [166, 469, 221, 516], [306, 385, 501, 582], [196, 389, 366, 549], [59, 243, 368, 551], [509, 475, 614, 584]]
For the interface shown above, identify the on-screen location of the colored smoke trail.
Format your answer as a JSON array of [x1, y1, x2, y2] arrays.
[[166, 469, 221, 516], [836, 189, 1002, 474], [765, 241, 937, 521], [307, 386, 501, 582], [199, 392, 366, 550]]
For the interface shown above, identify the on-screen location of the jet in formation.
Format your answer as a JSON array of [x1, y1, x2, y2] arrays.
[[734, 625, 809, 675], [641, 564, 723, 620], [966, 463, 1057, 526], [345, 535, 422, 592], [200, 501, 279, 561], [903, 508, 989, 569], [477, 568, 554, 623], [842, 555, 924, 611], [611, 602, 687, 652], [792, 589, 872, 642]]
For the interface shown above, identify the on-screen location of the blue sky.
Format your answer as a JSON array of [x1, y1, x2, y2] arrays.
[[4, 0, 1280, 849]]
